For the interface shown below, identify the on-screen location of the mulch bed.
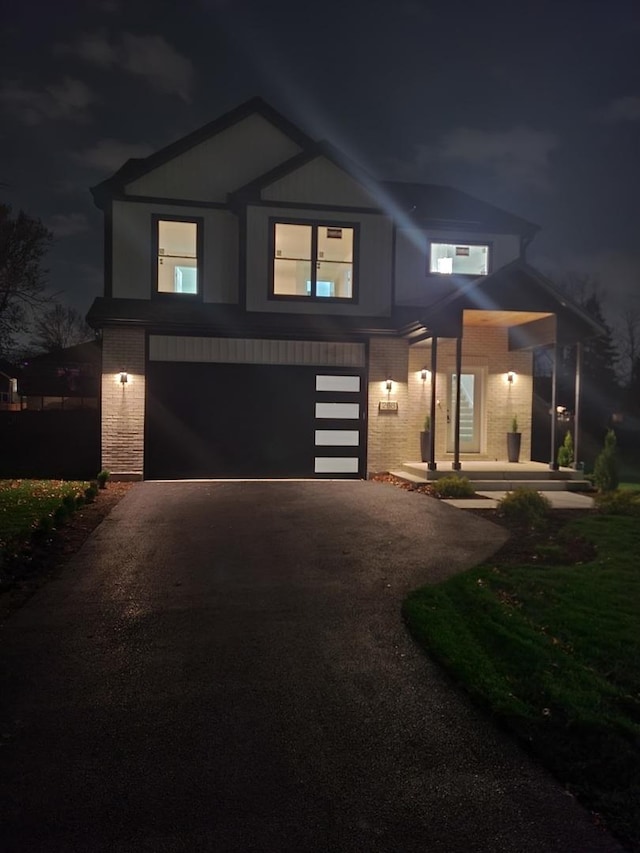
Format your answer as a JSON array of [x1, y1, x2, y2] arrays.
[[0, 482, 134, 621]]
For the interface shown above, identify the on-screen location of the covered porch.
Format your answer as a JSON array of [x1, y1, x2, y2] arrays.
[[396, 261, 604, 481]]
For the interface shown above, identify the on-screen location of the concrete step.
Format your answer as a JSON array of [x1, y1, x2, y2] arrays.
[[401, 462, 584, 482], [391, 468, 592, 493]]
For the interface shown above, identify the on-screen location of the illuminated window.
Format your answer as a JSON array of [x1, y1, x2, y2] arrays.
[[429, 243, 489, 276], [156, 219, 201, 294], [272, 222, 355, 300]]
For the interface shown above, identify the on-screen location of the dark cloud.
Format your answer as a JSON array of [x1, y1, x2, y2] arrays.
[[57, 31, 196, 101], [0, 77, 95, 125]]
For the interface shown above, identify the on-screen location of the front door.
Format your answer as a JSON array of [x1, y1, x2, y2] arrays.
[[448, 370, 483, 453]]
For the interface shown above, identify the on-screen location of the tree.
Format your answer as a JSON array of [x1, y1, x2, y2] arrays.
[[29, 303, 94, 353], [0, 204, 53, 357]]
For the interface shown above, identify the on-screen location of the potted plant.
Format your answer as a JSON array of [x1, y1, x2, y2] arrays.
[[507, 415, 521, 463], [420, 414, 431, 463]]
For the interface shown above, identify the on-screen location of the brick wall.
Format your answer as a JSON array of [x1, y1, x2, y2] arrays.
[[101, 327, 146, 479], [366, 338, 410, 474]]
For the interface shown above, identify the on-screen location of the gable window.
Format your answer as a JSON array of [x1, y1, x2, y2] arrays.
[[272, 222, 355, 300], [155, 218, 201, 295], [429, 242, 489, 276]]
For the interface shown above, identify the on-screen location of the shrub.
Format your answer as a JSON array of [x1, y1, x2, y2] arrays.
[[75, 495, 85, 508], [594, 489, 640, 516], [511, 414, 519, 433], [557, 430, 574, 468], [53, 505, 69, 527], [593, 429, 619, 492], [498, 487, 551, 528], [62, 494, 77, 512], [84, 485, 98, 503], [431, 476, 475, 498], [97, 469, 110, 489]]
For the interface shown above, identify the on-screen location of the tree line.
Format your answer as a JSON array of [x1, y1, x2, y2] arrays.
[[0, 204, 94, 359]]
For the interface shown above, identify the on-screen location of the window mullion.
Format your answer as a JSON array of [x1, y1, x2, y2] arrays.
[[310, 226, 319, 297]]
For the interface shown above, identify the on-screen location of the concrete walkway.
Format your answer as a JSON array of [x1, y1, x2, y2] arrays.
[[0, 482, 620, 852], [444, 491, 595, 510]]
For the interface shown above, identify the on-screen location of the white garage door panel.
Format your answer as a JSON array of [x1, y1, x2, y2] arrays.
[[314, 457, 360, 474], [315, 430, 360, 446], [315, 402, 360, 419]]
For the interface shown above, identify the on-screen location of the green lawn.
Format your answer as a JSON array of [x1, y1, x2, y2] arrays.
[[0, 479, 88, 546], [403, 513, 640, 849]]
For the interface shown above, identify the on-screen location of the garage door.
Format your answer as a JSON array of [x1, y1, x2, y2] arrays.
[[145, 362, 366, 479]]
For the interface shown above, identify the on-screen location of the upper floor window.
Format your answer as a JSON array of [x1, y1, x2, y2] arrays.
[[156, 218, 201, 295], [429, 242, 489, 276], [272, 221, 356, 300]]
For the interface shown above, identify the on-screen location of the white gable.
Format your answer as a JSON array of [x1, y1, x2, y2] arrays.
[[125, 113, 303, 202], [261, 157, 378, 208]]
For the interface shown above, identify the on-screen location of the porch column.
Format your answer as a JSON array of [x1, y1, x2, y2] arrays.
[[452, 336, 462, 471], [573, 342, 582, 469], [428, 336, 437, 470], [549, 342, 559, 470]]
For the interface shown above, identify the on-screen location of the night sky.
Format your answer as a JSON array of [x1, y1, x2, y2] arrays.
[[2, 0, 639, 326]]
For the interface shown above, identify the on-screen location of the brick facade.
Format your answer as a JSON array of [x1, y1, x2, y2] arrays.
[[366, 324, 533, 475], [101, 327, 146, 480]]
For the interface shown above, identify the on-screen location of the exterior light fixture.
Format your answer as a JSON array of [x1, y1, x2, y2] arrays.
[[507, 371, 515, 384], [385, 378, 393, 392], [119, 371, 129, 385], [420, 368, 428, 382]]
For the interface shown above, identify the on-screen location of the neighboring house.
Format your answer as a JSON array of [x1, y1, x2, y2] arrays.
[[19, 341, 101, 410], [0, 359, 20, 411], [88, 97, 600, 481]]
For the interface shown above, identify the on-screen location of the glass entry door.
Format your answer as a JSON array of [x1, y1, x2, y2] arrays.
[[448, 370, 483, 453]]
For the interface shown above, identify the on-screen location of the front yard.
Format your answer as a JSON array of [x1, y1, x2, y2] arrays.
[[404, 505, 640, 851], [0, 478, 131, 618]]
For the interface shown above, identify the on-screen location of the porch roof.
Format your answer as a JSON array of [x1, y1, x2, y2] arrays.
[[401, 260, 606, 345]]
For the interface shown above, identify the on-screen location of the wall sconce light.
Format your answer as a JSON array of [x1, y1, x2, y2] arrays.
[[506, 371, 515, 384], [119, 371, 129, 385], [420, 368, 428, 382], [385, 378, 393, 392]]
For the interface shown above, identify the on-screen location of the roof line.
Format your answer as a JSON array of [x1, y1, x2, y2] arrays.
[[91, 97, 316, 209]]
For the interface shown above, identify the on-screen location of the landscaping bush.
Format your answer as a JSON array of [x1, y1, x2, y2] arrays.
[[84, 484, 98, 503], [62, 494, 77, 512], [593, 429, 619, 492], [557, 430, 574, 468], [431, 476, 475, 498], [498, 487, 551, 528], [53, 505, 69, 527], [96, 469, 110, 489], [594, 489, 640, 516]]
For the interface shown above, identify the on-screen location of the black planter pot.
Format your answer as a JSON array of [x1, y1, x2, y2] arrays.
[[507, 432, 522, 463], [420, 430, 431, 463]]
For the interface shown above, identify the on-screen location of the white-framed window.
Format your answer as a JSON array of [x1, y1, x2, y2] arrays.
[[272, 221, 356, 300], [429, 242, 489, 276], [155, 218, 201, 295]]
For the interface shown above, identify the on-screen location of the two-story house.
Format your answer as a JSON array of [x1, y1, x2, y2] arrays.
[[88, 97, 599, 481]]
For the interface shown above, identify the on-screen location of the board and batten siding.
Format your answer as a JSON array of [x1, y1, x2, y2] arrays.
[[244, 205, 393, 316], [149, 335, 366, 367], [393, 228, 522, 306], [125, 114, 302, 202], [111, 201, 238, 302], [261, 156, 378, 208]]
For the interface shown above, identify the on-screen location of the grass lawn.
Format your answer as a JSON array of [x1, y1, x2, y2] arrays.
[[0, 479, 89, 547], [403, 513, 640, 849]]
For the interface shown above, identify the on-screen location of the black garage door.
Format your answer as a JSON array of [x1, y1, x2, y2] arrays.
[[145, 362, 366, 479]]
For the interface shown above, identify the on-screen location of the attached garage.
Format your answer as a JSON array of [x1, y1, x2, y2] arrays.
[[144, 336, 367, 479]]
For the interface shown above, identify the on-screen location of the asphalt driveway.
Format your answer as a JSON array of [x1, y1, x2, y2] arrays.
[[1, 482, 622, 852]]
